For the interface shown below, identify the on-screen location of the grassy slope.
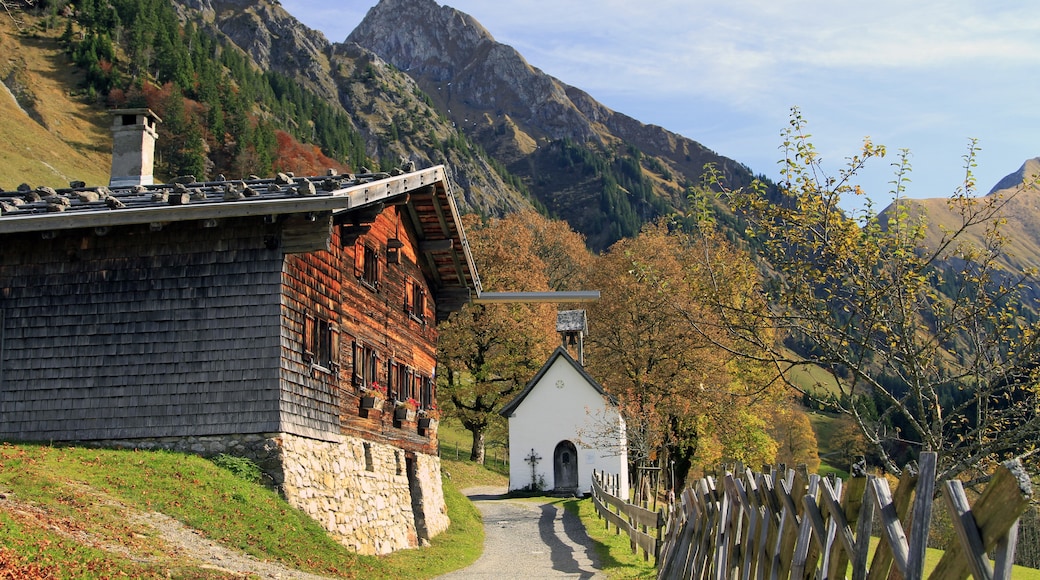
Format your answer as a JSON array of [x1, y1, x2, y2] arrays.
[[0, 17, 112, 190], [0, 443, 487, 579]]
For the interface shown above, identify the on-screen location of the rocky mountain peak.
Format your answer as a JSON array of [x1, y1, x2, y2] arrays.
[[351, 0, 497, 79], [988, 157, 1040, 195], [349, 0, 597, 143], [176, 0, 339, 102]]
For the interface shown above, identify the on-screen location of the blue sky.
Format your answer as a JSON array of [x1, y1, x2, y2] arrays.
[[280, 0, 1040, 209]]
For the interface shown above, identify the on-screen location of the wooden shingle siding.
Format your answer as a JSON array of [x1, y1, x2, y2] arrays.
[[0, 218, 284, 441], [281, 228, 344, 440]]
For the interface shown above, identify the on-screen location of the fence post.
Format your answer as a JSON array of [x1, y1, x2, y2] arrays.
[[932, 458, 1033, 579]]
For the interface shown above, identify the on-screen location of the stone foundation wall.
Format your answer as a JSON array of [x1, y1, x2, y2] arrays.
[[95, 432, 449, 555], [280, 432, 448, 554]]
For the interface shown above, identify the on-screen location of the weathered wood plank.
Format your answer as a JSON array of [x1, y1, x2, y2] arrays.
[[820, 477, 856, 577], [828, 467, 867, 580], [906, 452, 937, 580], [869, 475, 910, 578], [660, 454, 1029, 580], [791, 475, 818, 579], [776, 469, 800, 580], [941, 479, 993, 580], [866, 463, 918, 580], [930, 459, 1033, 580], [993, 522, 1019, 580], [851, 479, 874, 580]]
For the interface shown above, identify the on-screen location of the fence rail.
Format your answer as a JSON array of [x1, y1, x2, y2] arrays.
[[656, 453, 1033, 580], [592, 470, 666, 563]]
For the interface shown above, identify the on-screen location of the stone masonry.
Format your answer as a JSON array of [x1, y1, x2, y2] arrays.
[[280, 432, 449, 555], [96, 432, 449, 555]]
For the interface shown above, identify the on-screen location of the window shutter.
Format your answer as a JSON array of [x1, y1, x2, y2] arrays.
[[404, 279, 414, 314], [330, 323, 340, 370], [422, 376, 433, 410], [370, 349, 378, 387], [354, 240, 364, 279], [373, 251, 380, 285], [353, 340, 363, 386], [303, 313, 315, 363]]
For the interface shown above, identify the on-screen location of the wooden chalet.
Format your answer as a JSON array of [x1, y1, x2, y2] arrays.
[[0, 111, 480, 552]]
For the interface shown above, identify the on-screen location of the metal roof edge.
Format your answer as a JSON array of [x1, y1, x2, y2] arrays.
[[0, 167, 449, 235]]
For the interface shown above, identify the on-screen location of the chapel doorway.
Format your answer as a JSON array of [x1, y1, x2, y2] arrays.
[[553, 440, 578, 493]]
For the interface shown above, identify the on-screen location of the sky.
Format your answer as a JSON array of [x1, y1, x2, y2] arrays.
[[280, 0, 1040, 209]]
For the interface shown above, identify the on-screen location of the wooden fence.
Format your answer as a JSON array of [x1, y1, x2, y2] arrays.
[[656, 453, 1033, 580], [592, 470, 667, 563]]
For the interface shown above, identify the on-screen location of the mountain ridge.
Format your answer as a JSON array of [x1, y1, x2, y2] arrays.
[[2, 0, 1038, 258], [346, 0, 758, 248]]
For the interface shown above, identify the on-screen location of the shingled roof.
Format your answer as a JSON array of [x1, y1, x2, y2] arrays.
[[0, 165, 481, 307]]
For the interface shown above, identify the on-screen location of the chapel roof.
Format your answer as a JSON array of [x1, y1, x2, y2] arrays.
[[499, 346, 616, 417]]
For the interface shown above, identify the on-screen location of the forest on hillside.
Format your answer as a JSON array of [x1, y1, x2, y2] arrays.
[[42, 0, 366, 180]]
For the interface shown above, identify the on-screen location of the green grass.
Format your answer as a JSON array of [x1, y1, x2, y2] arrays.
[[0, 442, 496, 579], [437, 417, 510, 476], [569, 498, 657, 579], [866, 536, 1040, 579], [779, 348, 844, 399]]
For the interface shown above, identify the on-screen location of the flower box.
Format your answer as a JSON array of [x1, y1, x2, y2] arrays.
[[360, 395, 383, 410], [418, 417, 438, 432], [395, 407, 416, 422]]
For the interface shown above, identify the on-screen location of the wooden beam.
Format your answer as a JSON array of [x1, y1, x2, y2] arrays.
[[472, 291, 601, 303], [282, 213, 332, 253], [419, 239, 453, 253]]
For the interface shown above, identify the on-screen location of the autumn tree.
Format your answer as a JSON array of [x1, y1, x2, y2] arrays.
[[508, 210, 594, 291], [768, 404, 821, 473], [436, 212, 575, 463], [708, 108, 1040, 483], [831, 416, 869, 471], [583, 221, 777, 490]]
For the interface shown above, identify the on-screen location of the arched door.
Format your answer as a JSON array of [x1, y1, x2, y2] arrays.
[[553, 440, 578, 493]]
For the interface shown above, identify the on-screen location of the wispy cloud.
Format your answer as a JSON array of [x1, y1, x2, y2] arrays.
[[280, 0, 1040, 201]]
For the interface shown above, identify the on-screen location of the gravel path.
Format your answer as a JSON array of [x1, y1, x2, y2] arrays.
[[435, 487, 605, 579]]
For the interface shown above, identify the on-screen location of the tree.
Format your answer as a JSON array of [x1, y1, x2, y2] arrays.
[[768, 404, 821, 473], [436, 213, 561, 463], [708, 108, 1040, 483], [583, 221, 777, 490], [831, 416, 868, 471], [508, 210, 593, 291]]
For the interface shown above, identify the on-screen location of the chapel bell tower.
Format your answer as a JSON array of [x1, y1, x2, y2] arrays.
[[556, 310, 588, 366]]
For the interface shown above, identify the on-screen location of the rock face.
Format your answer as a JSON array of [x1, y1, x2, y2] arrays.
[[347, 0, 756, 249], [988, 157, 1040, 195], [174, 0, 340, 103], [349, 0, 598, 143], [167, 0, 757, 248]]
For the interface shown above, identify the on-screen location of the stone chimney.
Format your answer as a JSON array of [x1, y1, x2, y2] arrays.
[[109, 108, 162, 187]]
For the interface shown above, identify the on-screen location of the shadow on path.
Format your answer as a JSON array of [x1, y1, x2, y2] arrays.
[[435, 488, 603, 579], [538, 503, 599, 579]]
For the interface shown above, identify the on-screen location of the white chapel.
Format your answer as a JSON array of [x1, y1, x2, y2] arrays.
[[499, 311, 628, 497]]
